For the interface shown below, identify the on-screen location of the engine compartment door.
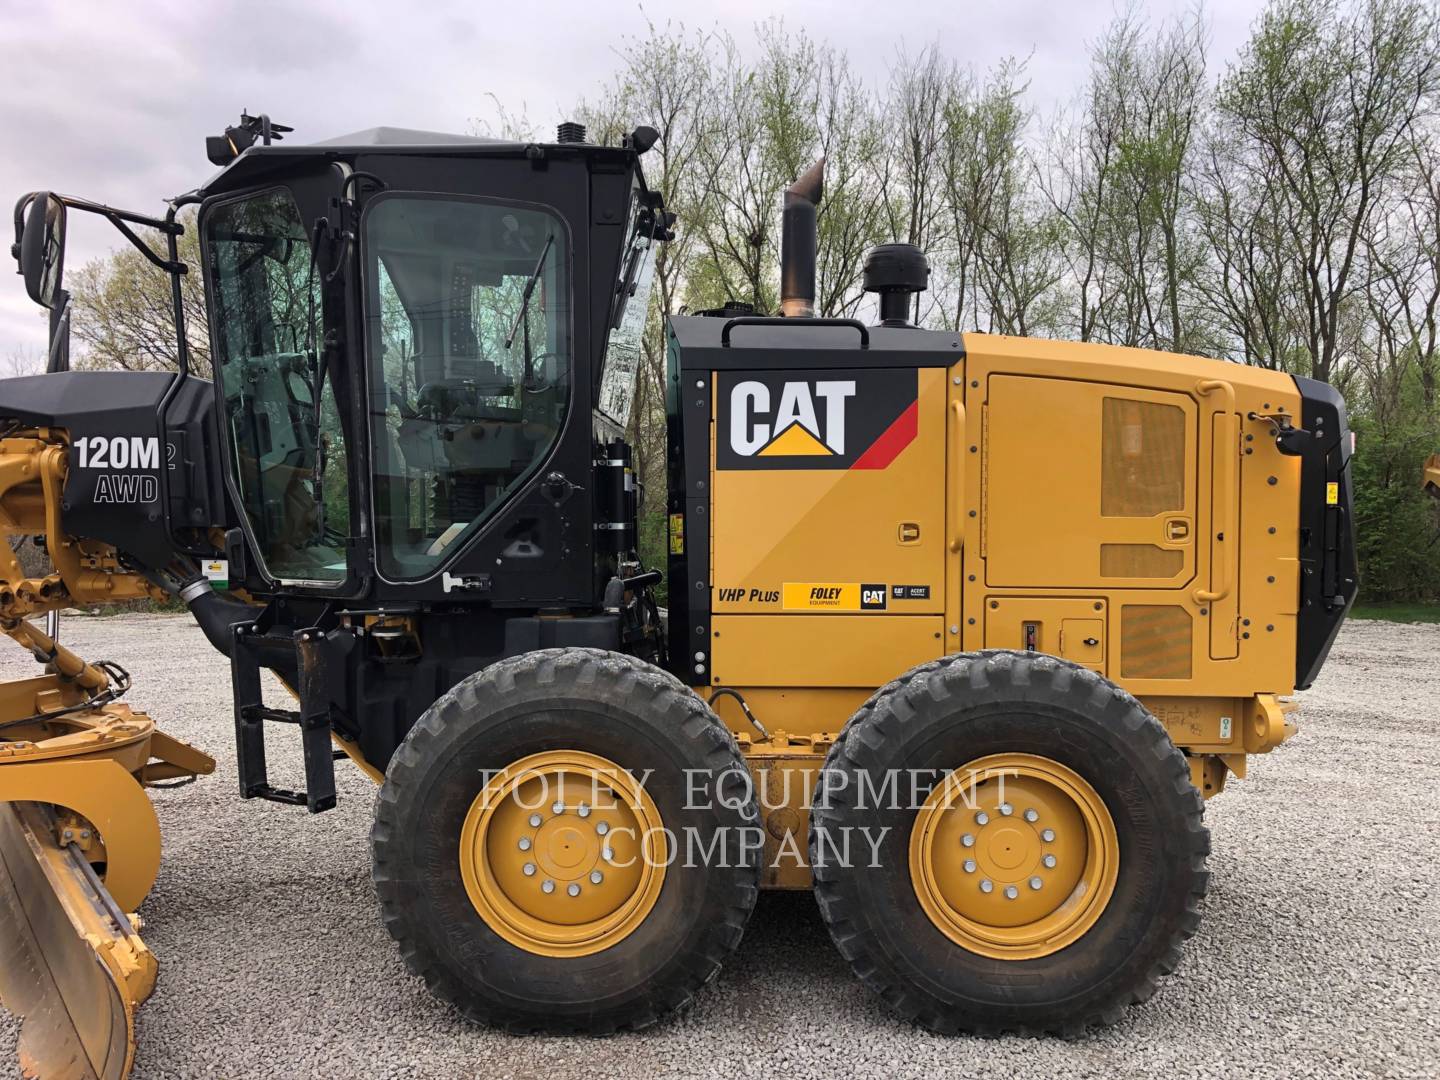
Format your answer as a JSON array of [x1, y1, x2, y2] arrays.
[[983, 376, 1198, 591]]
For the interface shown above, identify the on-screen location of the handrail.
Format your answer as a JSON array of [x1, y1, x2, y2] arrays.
[[1194, 378, 1238, 606], [948, 398, 966, 555], [719, 316, 869, 349]]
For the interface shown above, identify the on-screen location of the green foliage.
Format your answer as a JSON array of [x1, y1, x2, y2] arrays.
[[636, 504, 670, 605], [1349, 601, 1440, 622], [69, 211, 210, 376], [1350, 413, 1440, 601]]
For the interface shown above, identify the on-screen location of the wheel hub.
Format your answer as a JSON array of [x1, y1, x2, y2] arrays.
[[909, 753, 1119, 959], [458, 750, 666, 957]]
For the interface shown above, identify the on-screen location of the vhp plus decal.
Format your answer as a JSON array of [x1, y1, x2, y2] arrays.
[[716, 368, 918, 470]]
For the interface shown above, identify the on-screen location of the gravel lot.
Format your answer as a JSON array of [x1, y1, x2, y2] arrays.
[[3, 613, 1438, 1079]]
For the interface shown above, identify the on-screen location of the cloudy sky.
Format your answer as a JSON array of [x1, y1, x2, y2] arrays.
[[0, 0, 1263, 363]]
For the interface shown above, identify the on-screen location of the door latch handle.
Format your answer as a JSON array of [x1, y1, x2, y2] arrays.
[[1165, 518, 1191, 542]]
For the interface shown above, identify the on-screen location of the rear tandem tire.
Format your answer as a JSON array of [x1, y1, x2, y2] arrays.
[[810, 649, 1210, 1035], [371, 648, 761, 1033]]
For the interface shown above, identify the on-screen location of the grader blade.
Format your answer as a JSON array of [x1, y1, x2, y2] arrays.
[[0, 801, 153, 1080], [0, 652, 213, 1080]]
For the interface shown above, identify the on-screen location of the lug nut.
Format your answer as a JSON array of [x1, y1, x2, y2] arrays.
[[552, 801, 565, 815], [567, 883, 581, 897], [1029, 876, 1043, 890], [602, 846, 614, 861], [596, 821, 610, 836], [1023, 808, 1039, 822], [1004, 885, 1019, 899], [1041, 828, 1055, 842], [980, 879, 994, 894], [529, 814, 543, 828], [999, 803, 1013, 817], [542, 880, 555, 893], [590, 870, 604, 885], [1043, 854, 1057, 868], [523, 863, 536, 876], [518, 838, 532, 851], [961, 833, 975, 847], [963, 859, 977, 873], [975, 811, 990, 826], [578, 803, 591, 819]]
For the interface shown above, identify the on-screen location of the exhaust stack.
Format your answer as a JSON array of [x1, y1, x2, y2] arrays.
[[780, 159, 824, 318]]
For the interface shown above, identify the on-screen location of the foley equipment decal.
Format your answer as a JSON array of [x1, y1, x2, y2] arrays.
[[782, 583, 888, 610], [716, 368, 918, 470]]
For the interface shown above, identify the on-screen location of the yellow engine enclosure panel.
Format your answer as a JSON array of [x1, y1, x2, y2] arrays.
[[961, 335, 1305, 700], [983, 376, 1199, 591], [712, 368, 948, 615], [710, 615, 944, 687], [984, 597, 1108, 672]]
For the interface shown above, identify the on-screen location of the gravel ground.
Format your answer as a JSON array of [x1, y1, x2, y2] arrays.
[[3, 614, 1439, 1080]]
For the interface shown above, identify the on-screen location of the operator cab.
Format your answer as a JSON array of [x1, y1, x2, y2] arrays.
[[196, 122, 667, 606], [8, 116, 673, 784]]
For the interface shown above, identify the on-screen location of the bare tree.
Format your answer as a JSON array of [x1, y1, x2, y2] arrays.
[[941, 59, 1065, 337], [1214, 0, 1440, 382], [881, 46, 955, 323]]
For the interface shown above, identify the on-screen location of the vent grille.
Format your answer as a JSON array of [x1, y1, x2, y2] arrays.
[[1121, 606, 1192, 679], [1101, 543, 1185, 578], [1102, 398, 1186, 517]]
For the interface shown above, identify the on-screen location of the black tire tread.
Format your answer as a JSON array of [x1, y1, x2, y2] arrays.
[[810, 649, 1209, 1036], [371, 648, 760, 1034]]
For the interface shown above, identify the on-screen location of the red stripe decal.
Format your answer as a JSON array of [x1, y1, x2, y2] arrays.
[[850, 400, 918, 470]]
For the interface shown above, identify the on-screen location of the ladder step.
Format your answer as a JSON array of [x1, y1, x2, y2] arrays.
[[246, 784, 308, 806], [240, 705, 304, 726], [231, 618, 338, 815]]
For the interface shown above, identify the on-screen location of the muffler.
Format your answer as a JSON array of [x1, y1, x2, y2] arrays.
[[780, 159, 824, 318]]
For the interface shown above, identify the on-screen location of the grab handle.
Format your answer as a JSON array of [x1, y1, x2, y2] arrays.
[[720, 316, 870, 349], [1194, 379, 1238, 605], [948, 399, 966, 554]]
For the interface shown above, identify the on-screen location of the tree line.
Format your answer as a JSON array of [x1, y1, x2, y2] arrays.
[[53, 0, 1440, 601], [571, 0, 1440, 602]]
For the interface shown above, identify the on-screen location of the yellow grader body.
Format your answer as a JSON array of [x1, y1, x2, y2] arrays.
[[694, 334, 1303, 885]]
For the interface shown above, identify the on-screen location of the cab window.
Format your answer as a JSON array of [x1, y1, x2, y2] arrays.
[[363, 196, 570, 580], [206, 187, 350, 583]]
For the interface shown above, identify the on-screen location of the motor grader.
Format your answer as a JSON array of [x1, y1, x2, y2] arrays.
[[1, 113, 1357, 1078]]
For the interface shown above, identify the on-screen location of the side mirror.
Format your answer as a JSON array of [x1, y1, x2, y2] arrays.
[[18, 192, 67, 309]]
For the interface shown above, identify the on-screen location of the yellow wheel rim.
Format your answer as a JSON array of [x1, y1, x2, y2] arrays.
[[458, 750, 667, 958], [909, 753, 1119, 960]]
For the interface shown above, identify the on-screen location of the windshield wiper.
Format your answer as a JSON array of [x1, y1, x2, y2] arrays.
[[505, 233, 554, 391]]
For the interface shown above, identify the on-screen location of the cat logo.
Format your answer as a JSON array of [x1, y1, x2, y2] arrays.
[[729, 379, 856, 458], [716, 368, 918, 471]]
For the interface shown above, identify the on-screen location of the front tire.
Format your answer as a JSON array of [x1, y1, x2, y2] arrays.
[[810, 650, 1209, 1035], [372, 649, 761, 1033]]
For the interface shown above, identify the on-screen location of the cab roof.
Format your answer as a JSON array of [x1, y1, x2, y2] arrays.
[[194, 126, 630, 198]]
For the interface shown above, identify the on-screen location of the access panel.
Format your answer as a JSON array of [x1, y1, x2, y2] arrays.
[[984, 377, 1198, 591], [711, 367, 947, 615]]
